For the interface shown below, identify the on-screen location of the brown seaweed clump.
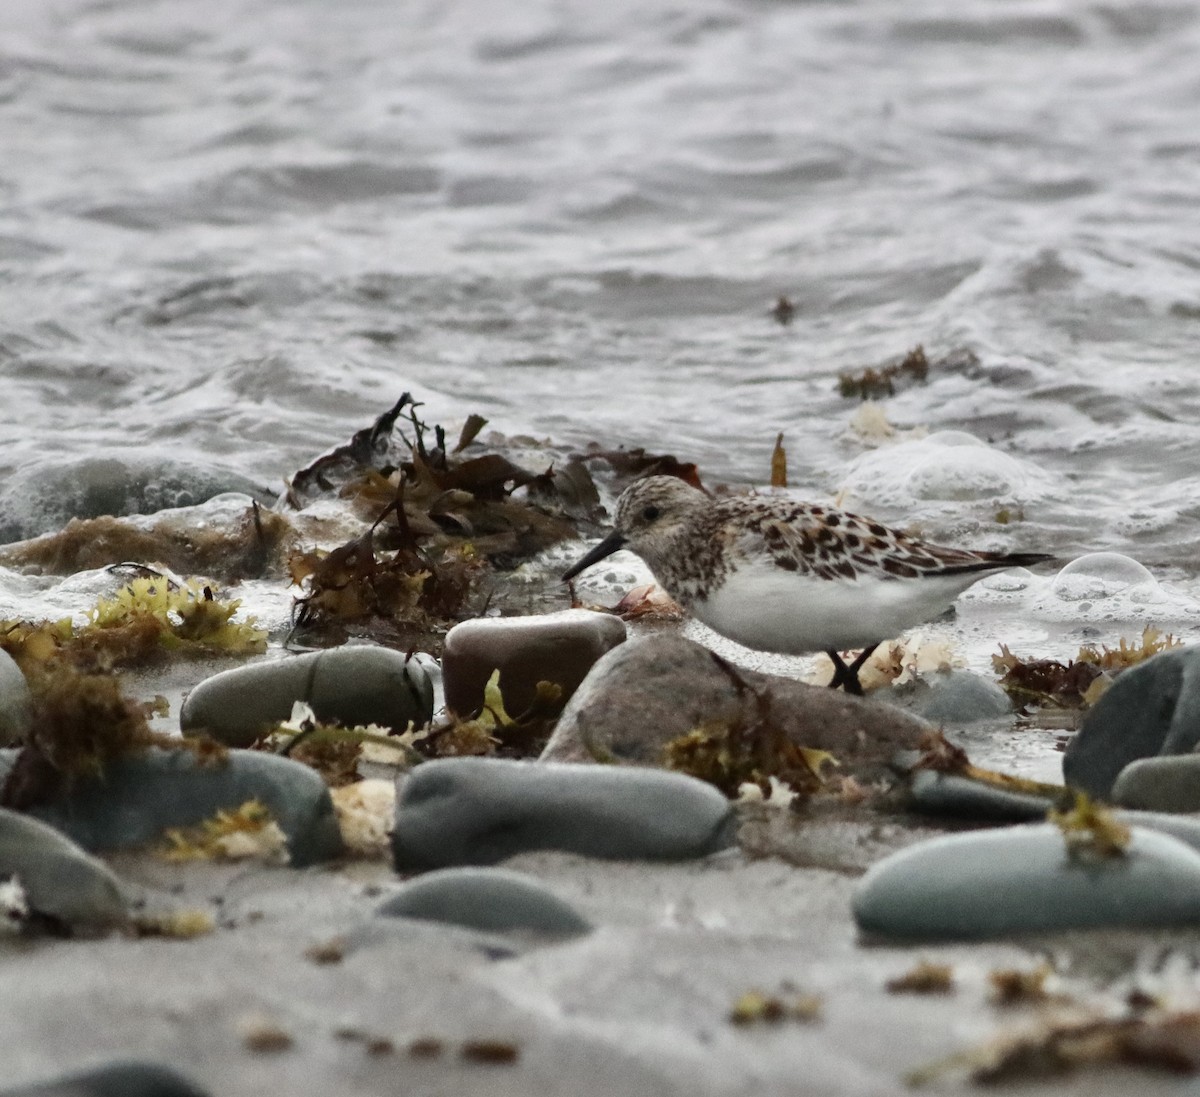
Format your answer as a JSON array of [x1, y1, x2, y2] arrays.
[[0, 663, 171, 810], [907, 1007, 1200, 1086], [993, 627, 1182, 710], [421, 671, 563, 760], [838, 345, 930, 400], [282, 395, 601, 644]]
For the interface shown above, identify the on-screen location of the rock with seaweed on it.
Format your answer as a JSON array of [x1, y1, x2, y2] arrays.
[[0, 494, 296, 581], [0, 747, 343, 867], [853, 795, 1200, 939], [542, 634, 932, 787], [180, 644, 434, 749]]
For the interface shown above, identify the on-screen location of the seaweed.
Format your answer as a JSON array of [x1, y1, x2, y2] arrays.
[[575, 444, 703, 490], [988, 964, 1054, 1006], [886, 961, 955, 995], [256, 703, 425, 786], [422, 670, 562, 759], [285, 395, 583, 570], [770, 432, 787, 488], [288, 487, 486, 639], [907, 1008, 1200, 1085], [89, 577, 267, 655], [0, 663, 170, 810], [911, 730, 1068, 798], [769, 295, 796, 326], [729, 989, 822, 1025], [131, 909, 216, 939], [1048, 791, 1130, 861], [662, 653, 835, 800], [837, 345, 929, 400], [0, 501, 296, 581], [0, 575, 265, 676], [159, 800, 288, 863], [993, 627, 1182, 710]]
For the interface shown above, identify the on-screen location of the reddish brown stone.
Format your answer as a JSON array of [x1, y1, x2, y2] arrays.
[[442, 610, 626, 718]]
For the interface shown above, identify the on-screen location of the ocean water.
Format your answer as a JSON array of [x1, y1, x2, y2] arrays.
[[4, 0, 1200, 691]]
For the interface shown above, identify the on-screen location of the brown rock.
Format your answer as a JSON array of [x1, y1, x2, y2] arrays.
[[540, 634, 933, 778], [442, 610, 627, 718]]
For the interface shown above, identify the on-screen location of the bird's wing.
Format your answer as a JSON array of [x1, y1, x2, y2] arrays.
[[733, 505, 991, 582]]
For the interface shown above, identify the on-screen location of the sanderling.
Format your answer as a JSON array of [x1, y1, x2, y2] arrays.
[[562, 475, 1052, 694]]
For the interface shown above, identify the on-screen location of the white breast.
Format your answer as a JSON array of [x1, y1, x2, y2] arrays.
[[690, 559, 986, 654]]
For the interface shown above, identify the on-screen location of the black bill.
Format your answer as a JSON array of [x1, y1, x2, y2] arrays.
[[561, 530, 629, 582]]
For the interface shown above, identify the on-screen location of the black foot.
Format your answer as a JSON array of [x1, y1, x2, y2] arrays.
[[825, 644, 879, 697]]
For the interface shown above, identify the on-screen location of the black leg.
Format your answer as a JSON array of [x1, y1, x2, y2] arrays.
[[842, 643, 880, 696], [825, 644, 880, 696], [825, 650, 850, 690]]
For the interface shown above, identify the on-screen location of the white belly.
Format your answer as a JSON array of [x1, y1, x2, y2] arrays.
[[690, 562, 985, 654]]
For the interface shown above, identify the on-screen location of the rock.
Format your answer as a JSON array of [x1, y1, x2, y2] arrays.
[[541, 634, 933, 777], [442, 610, 626, 717], [377, 867, 592, 936], [907, 770, 1057, 822], [0, 455, 275, 543], [0, 649, 31, 747], [0, 1060, 211, 1097], [180, 644, 433, 748], [885, 669, 1012, 724], [392, 757, 735, 870], [1112, 755, 1200, 813], [853, 823, 1200, 939], [1115, 810, 1200, 854], [0, 808, 127, 930], [0, 747, 343, 867], [1063, 646, 1200, 797]]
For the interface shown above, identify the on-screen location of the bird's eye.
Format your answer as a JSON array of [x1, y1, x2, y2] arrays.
[[641, 504, 660, 522]]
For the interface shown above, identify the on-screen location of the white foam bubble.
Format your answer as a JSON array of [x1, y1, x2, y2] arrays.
[[838, 431, 1054, 510], [1027, 552, 1200, 623]]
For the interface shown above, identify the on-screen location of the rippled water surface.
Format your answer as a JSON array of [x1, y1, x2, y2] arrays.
[[4, 0, 1200, 581]]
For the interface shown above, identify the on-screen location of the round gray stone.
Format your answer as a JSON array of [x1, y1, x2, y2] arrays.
[[853, 822, 1200, 940], [907, 770, 1058, 821], [0, 1060, 211, 1097], [377, 867, 592, 936], [180, 643, 433, 747], [392, 757, 736, 870], [889, 669, 1013, 724], [0, 747, 342, 867], [1112, 754, 1200, 813], [1063, 645, 1200, 797], [0, 808, 127, 929]]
